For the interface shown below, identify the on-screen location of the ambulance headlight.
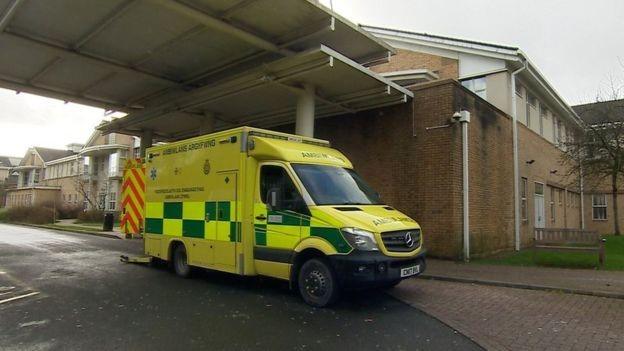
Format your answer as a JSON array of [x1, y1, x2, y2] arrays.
[[341, 227, 378, 251]]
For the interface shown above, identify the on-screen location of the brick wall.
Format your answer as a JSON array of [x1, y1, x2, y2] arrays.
[[455, 84, 515, 256], [278, 80, 516, 258], [317, 81, 463, 258], [583, 173, 624, 235], [370, 49, 459, 80], [274, 80, 582, 258], [517, 125, 583, 245], [42, 176, 83, 207]]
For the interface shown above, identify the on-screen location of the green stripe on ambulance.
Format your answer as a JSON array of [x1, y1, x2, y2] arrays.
[[145, 201, 240, 242]]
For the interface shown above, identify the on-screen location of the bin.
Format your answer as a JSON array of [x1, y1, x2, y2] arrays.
[[103, 213, 114, 232]]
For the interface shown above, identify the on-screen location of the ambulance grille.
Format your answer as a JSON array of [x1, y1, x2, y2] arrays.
[[381, 229, 421, 252]]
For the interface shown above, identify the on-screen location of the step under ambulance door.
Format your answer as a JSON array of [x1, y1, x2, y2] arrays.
[[213, 171, 238, 269]]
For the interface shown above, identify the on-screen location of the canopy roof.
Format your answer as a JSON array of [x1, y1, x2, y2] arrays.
[[100, 46, 412, 139], [0, 0, 393, 108], [0, 0, 410, 140]]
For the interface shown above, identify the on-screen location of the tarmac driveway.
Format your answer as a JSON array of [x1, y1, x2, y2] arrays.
[[0, 223, 480, 351]]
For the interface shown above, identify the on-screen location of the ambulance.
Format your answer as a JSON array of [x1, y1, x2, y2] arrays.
[[142, 127, 425, 307]]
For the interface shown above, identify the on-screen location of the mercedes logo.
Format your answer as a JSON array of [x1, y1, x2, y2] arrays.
[[404, 232, 414, 248]]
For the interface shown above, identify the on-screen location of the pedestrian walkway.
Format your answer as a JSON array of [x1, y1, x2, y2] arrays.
[[46, 219, 125, 239], [422, 259, 624, 299], [391, 279, 624, 351]]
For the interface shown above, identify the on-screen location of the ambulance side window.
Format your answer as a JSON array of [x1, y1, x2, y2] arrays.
[[260, 165, 308, 214]]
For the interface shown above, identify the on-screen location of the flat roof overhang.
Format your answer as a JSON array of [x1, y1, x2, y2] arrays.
[[0, 0, 393, 113], [78, 144, 128, 157], [99, 45, 413, 140]]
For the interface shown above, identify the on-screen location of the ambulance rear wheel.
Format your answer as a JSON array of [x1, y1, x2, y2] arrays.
[[172, 244, 191, 278], [298, 258, 339, 307]]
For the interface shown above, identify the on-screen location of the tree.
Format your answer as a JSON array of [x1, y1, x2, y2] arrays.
[[564, 81, 624, 235], [74, 176, 98, 210]]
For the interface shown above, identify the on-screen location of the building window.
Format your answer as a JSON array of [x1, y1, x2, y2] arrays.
[[534, 182, 544, 195], [106, 133, 116, 144], [525, 102, 531, 128], [527, 93, 537, 107], [133, 147, 140, 159], [515, 82, 523, 97], [550, 187, 555, 223], [521, 178, 528, 221], [552, 117, 558, 143], [109, 152, 118, 176], [592, 195, 607, 220], [108, 192, 116, 211], [461, 76, 487, 99], [558, 189, 562, 205], [539, 104, 548, 136]]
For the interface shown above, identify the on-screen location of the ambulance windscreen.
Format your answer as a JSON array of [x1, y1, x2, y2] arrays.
[[292, 164, 382, 206]]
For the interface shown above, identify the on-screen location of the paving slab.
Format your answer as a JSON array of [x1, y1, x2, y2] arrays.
[[390, 278, 624, 351]]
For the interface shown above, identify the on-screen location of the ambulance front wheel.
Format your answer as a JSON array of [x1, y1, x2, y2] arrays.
[[172, 244, 192, 278], [297, 258, 339, 307]]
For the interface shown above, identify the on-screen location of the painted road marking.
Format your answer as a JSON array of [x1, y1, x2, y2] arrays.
[[19, 320, 49, 328], [0, 291, 40, 305]]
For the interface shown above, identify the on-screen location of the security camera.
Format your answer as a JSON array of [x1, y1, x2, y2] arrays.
[[451, 111, 471, 123], [451, 112, 462, 123]]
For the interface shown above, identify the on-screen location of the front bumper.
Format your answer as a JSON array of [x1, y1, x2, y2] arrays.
[[328, 249, 426, 288]]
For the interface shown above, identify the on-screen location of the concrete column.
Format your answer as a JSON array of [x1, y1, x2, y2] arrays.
[[295, 84, 315, 137], [139, 129, 153, 158], [199, 111, 216, 135]]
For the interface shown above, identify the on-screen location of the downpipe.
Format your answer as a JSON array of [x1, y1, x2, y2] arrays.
[[511, 60, 528, 251]]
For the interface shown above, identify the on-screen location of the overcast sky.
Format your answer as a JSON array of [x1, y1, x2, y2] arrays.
[[1, 0, 622, 158]]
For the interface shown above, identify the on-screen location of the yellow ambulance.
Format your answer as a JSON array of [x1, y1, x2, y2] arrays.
[[142, 127, 425, 307]]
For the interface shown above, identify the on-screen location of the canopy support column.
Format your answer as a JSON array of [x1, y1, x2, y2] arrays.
[[139, 129, 153, 158], [295, 83, 315, 137]]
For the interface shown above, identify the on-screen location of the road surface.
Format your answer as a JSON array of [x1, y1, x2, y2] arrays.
[[0, 223, 481, 351]]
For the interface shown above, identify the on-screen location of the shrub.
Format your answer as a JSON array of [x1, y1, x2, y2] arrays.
[[57, 205, 83, 219], [2, 206, 55, 224], [77, 209, 105, 223]]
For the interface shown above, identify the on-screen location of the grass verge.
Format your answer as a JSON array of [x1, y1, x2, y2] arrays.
[[474, 235, 624, 270]]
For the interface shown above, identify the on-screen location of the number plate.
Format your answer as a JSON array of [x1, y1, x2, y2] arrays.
[[400, 265, 420, 277]]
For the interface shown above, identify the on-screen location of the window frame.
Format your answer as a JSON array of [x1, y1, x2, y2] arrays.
[[257, 162, 310, 215], [549, 187, 555, 223], [592, 194, 608, 221], [108, 191, 116, 211], [525, 101, 531, 128], [521, 178, 528, 222], [539, 103, 547, 136], [461, 76, 487, 99], [515, 82, 523, 97]]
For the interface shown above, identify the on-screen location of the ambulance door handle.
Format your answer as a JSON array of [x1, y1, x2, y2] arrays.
[[255, 214, 267, 221]]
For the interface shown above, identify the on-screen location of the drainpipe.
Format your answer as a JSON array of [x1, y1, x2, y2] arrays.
[[458, 111, 471, 261], [511, 60, 528, 251], [580, 161, 585, 229]]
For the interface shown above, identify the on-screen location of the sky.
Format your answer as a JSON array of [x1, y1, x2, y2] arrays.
[[1, 0, 623, 158]]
